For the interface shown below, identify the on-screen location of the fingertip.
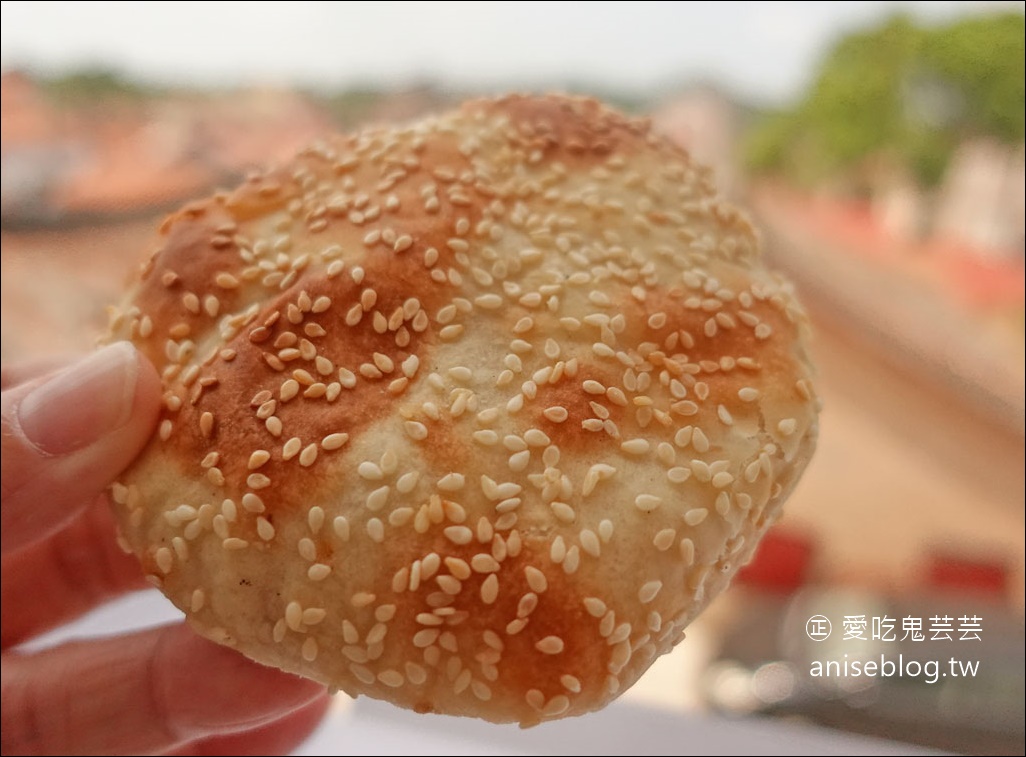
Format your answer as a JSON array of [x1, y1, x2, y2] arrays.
[[0, 623, 328, 755], [170, 694, 332, 756], [130, 346, 162, 431], [159, 626, 327, 739], [1, 344, 162, 554]]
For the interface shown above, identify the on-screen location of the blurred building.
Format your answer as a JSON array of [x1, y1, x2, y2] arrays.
[[1, 72, 335, 227], [651, 86, 743, 197], [934, 138, 1026, 259], [1, 70, 84, 223]]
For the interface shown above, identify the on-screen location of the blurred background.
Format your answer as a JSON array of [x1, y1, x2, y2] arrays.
[[2, 1, 1023, 754]]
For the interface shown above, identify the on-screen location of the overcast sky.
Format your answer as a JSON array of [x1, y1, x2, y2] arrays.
[[2, 1, 1022, 105]]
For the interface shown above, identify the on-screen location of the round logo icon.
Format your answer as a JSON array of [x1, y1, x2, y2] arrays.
[[806, 615, 832, 641]]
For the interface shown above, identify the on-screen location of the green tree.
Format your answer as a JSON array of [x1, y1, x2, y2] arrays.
[[41, 68, 159, 103], [745, 11, 1025, 188]]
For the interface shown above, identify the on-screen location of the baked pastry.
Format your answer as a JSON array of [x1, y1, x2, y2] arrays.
[[105, 94, 819, 725]]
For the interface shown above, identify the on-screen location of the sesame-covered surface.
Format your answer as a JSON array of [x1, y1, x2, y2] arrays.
[[106, 94, 819, 725]]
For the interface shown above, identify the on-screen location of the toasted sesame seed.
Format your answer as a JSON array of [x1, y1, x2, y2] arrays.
[[540, 405, 569, 424], [211, 514, 228, 539], [366, 486, 390, 511], [388, 507, 414, 527], [609, 641, 633, 675], [256, 516, 276, 541], [550, 501, 576, 523], [285, 601, 303, 631], [279, 437, 300, 460], [351, 592, 376, 608], [154, 547, 173, 575], [247, 472, 271, 489], [584, 597, 607, 618], [692, 427, 710, 452], [376, 669, 404, 688], [366, 518, 385, 542], [639, 580, 663, 604], [315, 433, 347, 452], [371, 352, 395, 373], [506, 618, 528, 635], [690, 459, 712, 481], [634, 494, 662, 512], [333, 516, 350, 541], [349, 663, 375, 685], [403, 661, 428, 685], [523, 428, 550, 446], [684, 508, 709, 526], [536, 636, 565, 655], [680, 537, 696, 565], [248, 450, 271, 470], [508, 449, 531, 471], [341, 639, 375, 668], [444, 526, 473, 545], [293, 608, 325, 631], [504, 434, 528, 452], [672, 400, 699, 416], [199, 412, 214, 438], [712, 471, 734, 488], [219, 498, 237, 522], [621, 438, 650, 455], [299, 443, 318, 465], [185, 588, 204, 613], [471, 554, 500, 573], [653, 528, 677, 551], [738, 387, 760, 402], [308, 563, 331, 581], [526, 689, 545, 710], [439, 324, 464, 340], [607, 619, 634, 647], [358, 461, 383, 480], [279, 379, 300, 402], [480, 574, 499, 604], [396, 471, 419, 494], [300, 506, 322, 535], [437, 472, 466, 491], [241, 493, 265, 513], [521, 566, 547, 594], [301, 637, 318, 662], [413, 628, 440, 648], [215, 272, 239, 289], [314, 355, 334, 376], [297, 537, 317, 561]]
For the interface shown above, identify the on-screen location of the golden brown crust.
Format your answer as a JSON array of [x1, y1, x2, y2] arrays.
[[106, 94, 819, 725]]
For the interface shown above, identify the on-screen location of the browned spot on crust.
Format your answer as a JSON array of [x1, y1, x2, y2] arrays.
[[477, 94, 652, 165], [532, 364, 628, 452]]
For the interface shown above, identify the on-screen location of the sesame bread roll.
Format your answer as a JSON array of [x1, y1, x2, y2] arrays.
[[106, 94, 819, 726]]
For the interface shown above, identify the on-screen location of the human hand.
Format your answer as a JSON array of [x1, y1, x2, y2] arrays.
[[1, 343, 330, 755]]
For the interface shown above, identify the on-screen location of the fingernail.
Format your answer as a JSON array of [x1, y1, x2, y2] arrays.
[[18, 343, 139, 455]]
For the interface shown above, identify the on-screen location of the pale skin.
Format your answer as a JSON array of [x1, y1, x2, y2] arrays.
[[1, 345, 330, 755]]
